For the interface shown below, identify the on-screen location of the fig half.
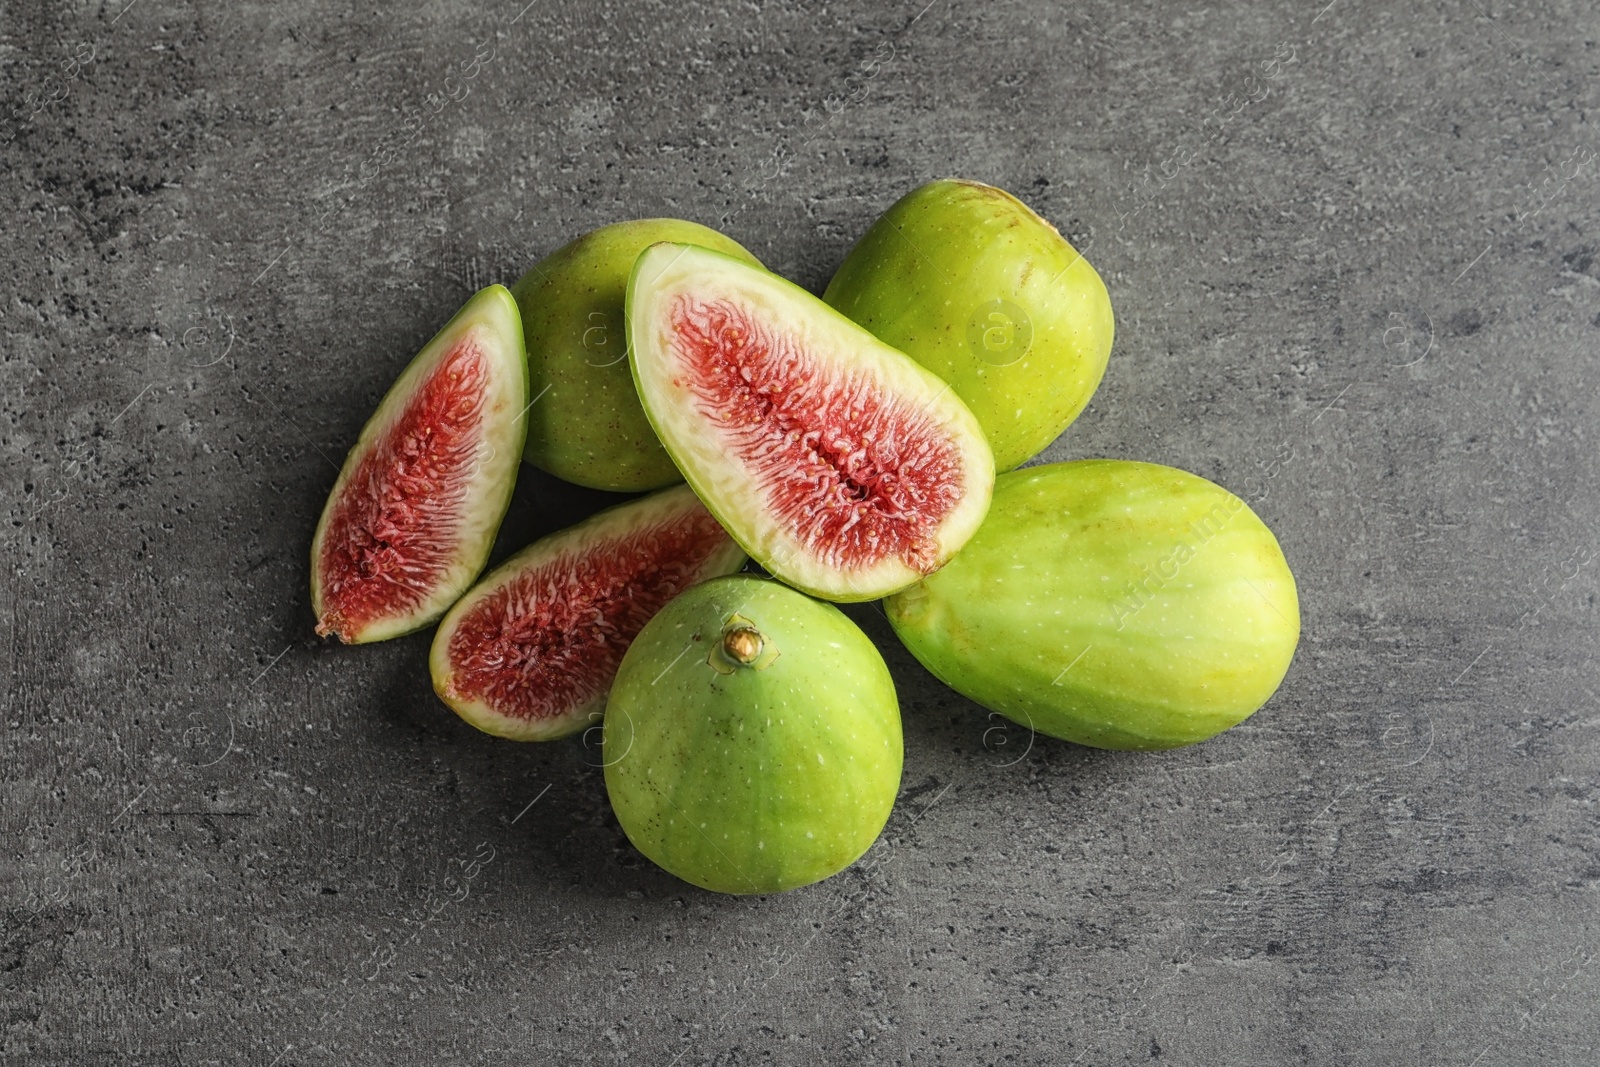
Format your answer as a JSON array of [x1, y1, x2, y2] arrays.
[[311, 285, 527, 644], [627, 243, 994, 603], [429, 485, 746, 741]]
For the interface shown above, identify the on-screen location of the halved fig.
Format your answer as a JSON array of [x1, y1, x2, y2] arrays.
[[311, 285, 527, 644], [626, 243, 994, 602], [429, 485, 746, 741]]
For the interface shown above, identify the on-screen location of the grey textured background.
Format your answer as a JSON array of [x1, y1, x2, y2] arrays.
[[3, 0, 1597, 1063]]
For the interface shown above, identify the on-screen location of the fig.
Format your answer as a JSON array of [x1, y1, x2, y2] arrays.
[[603, 575, 902, 894], [510, 219, 761, 491], [312, 285, 527, 644], [429, 485, 745, 741], [885, 460, 1299, 750], [627, 242, 994, 603], [823, 178, 1115, 471]]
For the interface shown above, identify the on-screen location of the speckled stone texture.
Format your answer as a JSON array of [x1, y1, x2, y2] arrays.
[[3, 0, 1597, 1063]]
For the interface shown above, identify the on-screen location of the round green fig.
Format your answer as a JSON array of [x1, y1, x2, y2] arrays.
[[603, 575, 903, 894], [824, 178, 1114, 472], [885, 460, 1299, 750], [510, 219, 761, 491]]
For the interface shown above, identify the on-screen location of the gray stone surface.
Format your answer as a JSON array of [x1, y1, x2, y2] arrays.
[[3, 0, 1597, 1062]]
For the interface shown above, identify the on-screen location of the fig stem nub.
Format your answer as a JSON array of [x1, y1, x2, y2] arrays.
[[723, 626, 764, 665], [707, 612, 779, 674]]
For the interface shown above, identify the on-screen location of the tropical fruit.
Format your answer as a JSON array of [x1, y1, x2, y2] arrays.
[[824, 178, 1114, 471], [626, 242, 994, 603], [311, 285, 527, 644], [430, 485, 745, 741], [604, 575, 903, 893], [510, 219, 761, 491], [885, 460, 1299, 750]]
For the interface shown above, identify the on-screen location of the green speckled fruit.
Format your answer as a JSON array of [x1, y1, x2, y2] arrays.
[[603, 575, 902, 894], [824, 178, 1114, 472], [885, 460, 1299, 750], [510, 219, 761, 491]]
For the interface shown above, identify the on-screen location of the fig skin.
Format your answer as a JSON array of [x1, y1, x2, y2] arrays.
[[885, 460, 1299, 750], [824, 178, 1114, 472], [510, 219, 761, 491], [604, 575, 903, 894]]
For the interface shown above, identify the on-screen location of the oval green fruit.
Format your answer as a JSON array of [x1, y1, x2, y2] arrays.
[[511, 219, 761, 491], [824, 178, 1114, 472], [604, 575, 902, 894], [885, 460, 1299, 750]]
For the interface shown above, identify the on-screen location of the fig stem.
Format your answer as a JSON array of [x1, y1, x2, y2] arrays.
[[722, 626, 764, 665]]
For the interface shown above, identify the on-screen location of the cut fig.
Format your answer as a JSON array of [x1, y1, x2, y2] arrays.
[[626, 243, 994, 603], [429, 485, 746, 741], [311, 285, 527, 644]]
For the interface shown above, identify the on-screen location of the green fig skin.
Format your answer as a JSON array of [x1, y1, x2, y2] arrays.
[[510, 219, 761, 491], [824, 179, 1114, 472], [604, 575, 903, 894], [885, 460, 1299, 750]]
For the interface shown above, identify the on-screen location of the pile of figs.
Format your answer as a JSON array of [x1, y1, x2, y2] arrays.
[[311, 179, 1300, 895]]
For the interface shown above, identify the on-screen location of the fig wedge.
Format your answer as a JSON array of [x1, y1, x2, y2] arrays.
[[311, 285, 527, 644], [430, 485, 745, 741]]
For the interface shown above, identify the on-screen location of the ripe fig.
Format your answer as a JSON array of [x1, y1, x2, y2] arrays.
[[312, 285, 527, 644], [510, 219, 761, 491], [430, 485, 745, 741], [885, 460, 1299, 750], [603, 575, 902, 894], [824, 178, 1114, 471], [627, 242, 994, 603]]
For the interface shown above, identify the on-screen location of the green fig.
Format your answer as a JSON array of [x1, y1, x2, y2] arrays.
[[510, 219, 762, 492], [604, 575, 903, 894], [430, 485, 745, 741], [312, 285, 527, 644], [885, 460, 1299, 750], [824, 178, 1114, 471], [627, 242, 993, 603]]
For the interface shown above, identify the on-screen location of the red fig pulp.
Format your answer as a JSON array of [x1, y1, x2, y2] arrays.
[[430, 485, 746, 741], [627, 244, 993, 602], [311, 285, 527, 644]]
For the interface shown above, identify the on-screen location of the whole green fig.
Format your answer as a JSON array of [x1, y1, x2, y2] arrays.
[[511, 219, 761, 491], [885, 460, 1299, 749], [604, 575, 902, 894], [824, 179, 1113, 471]]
